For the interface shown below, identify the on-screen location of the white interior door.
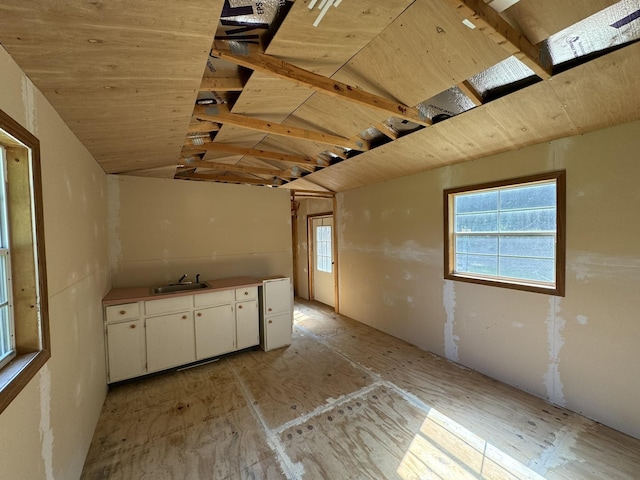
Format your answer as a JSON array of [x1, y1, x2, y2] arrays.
[[312, 216, 335, 307]]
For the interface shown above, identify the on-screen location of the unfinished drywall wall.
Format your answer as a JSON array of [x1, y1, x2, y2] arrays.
[[109, 175, 293, 287], [337, 119, 640, 440], [294, 197, 334, 299], [0, 46, 110, 479]]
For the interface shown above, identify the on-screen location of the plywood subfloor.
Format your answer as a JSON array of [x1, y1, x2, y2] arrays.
[[81, 300, 640, 479]]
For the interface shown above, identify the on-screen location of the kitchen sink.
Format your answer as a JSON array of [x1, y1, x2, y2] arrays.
[[151, 283, 209, 295]]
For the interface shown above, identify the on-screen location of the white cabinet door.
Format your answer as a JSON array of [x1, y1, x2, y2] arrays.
[[263, 278, 291, 316], [146, 312, 195, 373], [235, 300, 258, 350], [107, 319, 145, 383], [264, 312, 292, 351], [194, 304, 235, 360]]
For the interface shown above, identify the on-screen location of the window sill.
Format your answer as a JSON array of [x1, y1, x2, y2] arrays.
[[0, 350, 50, 413]]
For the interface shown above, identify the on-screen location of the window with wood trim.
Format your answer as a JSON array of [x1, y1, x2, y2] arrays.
[[315, 225, 333, 273], [0, 109, 50, 414], [444, 171, 565, 296]]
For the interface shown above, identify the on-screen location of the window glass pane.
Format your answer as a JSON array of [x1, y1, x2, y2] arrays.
[[0, 147, 6, 249], [455, 190, 498, 214], [455, 254, 498, 276], [499, 209, 556, 232], [448, 173, 562, 291], [456, 235, 498, 255], [0, 303, 10, 362], [455, 212, 498, 233], [499, 257, 555, 282], [500, 183, 556, 210], [316, 225, 332, 274], [0, 254, 6, 304], [499, 235, 555, 259]]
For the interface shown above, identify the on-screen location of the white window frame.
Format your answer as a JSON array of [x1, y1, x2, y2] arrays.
[[444, 171, 566, 296], [315, 224, 333, 273]]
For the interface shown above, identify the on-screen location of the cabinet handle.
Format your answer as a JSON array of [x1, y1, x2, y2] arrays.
[[244, 291, 248, 295], [182, 315, 187, 319], [130, 324, 136, 329], [268, 320, 273, 324], [268, 308, 272, 312], [238, 305, 243, 309], [119, 310, 126, 315], [197, 312, 202, 317]]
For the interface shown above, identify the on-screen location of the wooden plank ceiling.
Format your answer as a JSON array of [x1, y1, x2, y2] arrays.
[[0, 0, 638, 193]]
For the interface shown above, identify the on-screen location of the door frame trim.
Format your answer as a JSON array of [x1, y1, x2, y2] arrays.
[[307, 212, 335, 308]]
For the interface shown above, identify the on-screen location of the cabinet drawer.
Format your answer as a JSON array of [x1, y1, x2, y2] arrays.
[[194, 289, 234, 308], [105, 303, 139, 323], [235, 286, 257, 301], [145, 295, 192, 316]]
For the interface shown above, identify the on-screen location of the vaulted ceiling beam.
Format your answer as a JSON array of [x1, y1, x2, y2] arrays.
[[177, 172, 284, 186], [194, 105, 368, 151], [211, 46, 432, 127], [182, 141, 329, 167], [178, 159, 299, 178], [457, 80, 484, 106], [187, 121, 221, 133], [446, 0, 551, 79]]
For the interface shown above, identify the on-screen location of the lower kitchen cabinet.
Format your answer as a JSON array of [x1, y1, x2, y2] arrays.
[[194, 304, 235, 359], [106, 319, 145, 383], [259, 277, 293, 351], [103, 279, 262, 383], [262, 311, 293, 351], [146, 311, 196, 373], [236, 300, 259, 350]]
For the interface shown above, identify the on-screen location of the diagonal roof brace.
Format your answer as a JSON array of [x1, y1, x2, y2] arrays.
[[211, 45, 433, 127], [194, 105, 369, 151]]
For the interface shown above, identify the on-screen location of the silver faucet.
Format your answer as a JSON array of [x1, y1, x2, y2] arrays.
[[172, 273, 190, 285]]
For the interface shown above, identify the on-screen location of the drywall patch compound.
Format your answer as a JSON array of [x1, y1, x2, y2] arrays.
[[39, 365, 54, 480], [443, 280, 459, 362], [21, 74, 37, 135], [543, 297, 566, 406]]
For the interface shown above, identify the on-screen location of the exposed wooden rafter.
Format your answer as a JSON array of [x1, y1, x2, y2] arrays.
[[376, 122, 399, 140], [187, 121, 221, 134], [178, 159, 299, 178], [182, 142, 329, 167], [445, 0, 551, 79], [177, 172, 284, 186], [211, 46, 433, 127], [194, 106, 369, 151], [457, 80, 484, 106]]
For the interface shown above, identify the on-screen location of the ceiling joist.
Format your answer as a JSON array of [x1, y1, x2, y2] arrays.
[[457, 80, 484, 106], [194, 107, 369, 151], [182, 142, 329, 167], [177, 172, 283, 186], [187, 121, 221, 133], [178, 159, 298, 178], [446, 0, 552, 79], [211, 46, 433, 127]]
